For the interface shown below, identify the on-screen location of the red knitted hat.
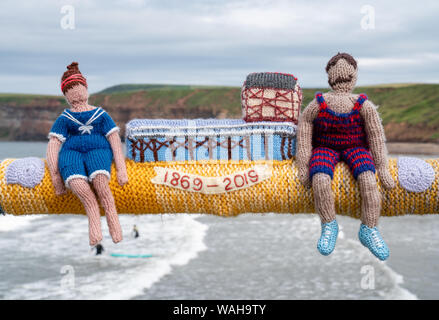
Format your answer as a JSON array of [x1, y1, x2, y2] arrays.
[[61, 62, 88, 94]]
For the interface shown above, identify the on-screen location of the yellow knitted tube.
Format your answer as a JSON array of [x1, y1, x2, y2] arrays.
[[0, 158, 438, 217]]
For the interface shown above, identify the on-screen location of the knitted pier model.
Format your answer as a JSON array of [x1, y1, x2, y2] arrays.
[[126, 119, 296, 162]]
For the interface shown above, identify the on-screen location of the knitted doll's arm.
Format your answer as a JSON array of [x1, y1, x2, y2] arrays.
[[46, 137, 66, 195], [296, 99, 319, 186], [361, 101, 395, 189], [297, 99, 319, 166], [107, 131, 128, 186], [361, 101, 388, 166]]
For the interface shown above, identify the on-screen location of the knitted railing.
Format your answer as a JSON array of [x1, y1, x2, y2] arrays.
[[1, 157, 438, 217]]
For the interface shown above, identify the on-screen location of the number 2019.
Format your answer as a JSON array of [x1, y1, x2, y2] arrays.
[[223, 170, 259, 191]]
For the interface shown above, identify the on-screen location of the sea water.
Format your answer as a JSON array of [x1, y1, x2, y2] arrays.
[[0, 142, 438, 299]]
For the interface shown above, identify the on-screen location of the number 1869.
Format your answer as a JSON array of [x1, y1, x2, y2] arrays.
[[163, 170, 259, 192]]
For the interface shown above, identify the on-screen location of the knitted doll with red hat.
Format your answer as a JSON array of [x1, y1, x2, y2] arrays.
[[296, 53, 395, 261], [46, 62, 128, 246]]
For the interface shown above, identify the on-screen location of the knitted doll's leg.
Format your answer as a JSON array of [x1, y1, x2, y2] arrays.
[[312, 173, 336, 223], [69, 178, 102, 246], [92, 174, 123, 243], [357, 171, 381, 227]]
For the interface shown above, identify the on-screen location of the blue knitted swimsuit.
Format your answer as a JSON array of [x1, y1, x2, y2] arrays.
[[49, 107, 119, 185]]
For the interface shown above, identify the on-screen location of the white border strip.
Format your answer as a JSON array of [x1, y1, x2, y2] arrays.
[[105, 126, 120, 138], [127, 121, 297, 131], [48, 132, 66, 143], [89, 170, 111, 182], [128, 129, 296, 138], [65, 174, 88, 188]]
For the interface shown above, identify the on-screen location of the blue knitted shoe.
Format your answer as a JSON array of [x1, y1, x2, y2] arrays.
[[358, 224, 390, 261], [317, 220, 338, 256]]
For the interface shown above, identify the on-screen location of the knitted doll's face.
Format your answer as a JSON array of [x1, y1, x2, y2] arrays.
[[327, 59, 358, 93], [64, 84, 89, 107]]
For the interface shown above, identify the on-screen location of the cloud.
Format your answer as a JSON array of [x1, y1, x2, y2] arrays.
[[358, 58, 420, 67], [0, 0, 438, 94]]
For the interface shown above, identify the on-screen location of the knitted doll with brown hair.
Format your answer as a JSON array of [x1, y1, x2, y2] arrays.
[[296, 53, 395, 261], [46, 62, 128, 246]]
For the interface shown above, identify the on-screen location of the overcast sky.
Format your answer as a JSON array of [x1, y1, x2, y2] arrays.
[[0, 0, 438, 94]]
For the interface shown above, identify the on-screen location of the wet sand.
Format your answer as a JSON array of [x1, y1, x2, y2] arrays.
[[386, 142, 439, 155]]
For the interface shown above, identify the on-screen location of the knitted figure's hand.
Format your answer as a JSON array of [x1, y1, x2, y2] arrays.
[[377, 164, 395, 190], [117, 168, 128, 186], [46, 137, 66, 195], [107, 131, 128, 186], [52, 173, 67, 195], [298, 164, 311, 188]]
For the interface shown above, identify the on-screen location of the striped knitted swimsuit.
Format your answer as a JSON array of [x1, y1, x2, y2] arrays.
[[309, 92, 375, 180]]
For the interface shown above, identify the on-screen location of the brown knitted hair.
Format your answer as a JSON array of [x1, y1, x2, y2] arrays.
[[326, 53, 357, 73], [61, 62, 87, 94]]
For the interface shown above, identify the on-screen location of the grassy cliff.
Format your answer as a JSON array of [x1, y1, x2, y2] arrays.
[[0, 84, 438, 142]]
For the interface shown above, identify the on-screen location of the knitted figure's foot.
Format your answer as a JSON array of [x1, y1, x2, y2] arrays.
[[89, 230, 103, 247], [107, 213, 123, 244], [110, 228, 123, 244], [317, 220, 338, 256], [358, 224, 389, 261]]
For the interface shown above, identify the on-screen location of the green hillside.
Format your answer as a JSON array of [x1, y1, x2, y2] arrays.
[[93, 83, 439, 127], [0, 83, 438, 142], [91, 83, 439, 142], [90, 86, 242, 118], [98, 83, 236, 94], [98, 84, 194, 94], [300, 84, 439, 127], [0, 93, 64, 106]]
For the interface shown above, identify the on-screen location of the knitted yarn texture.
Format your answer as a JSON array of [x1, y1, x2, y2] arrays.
[[296, 52, 394, 228], [1, 157, 438, 217], [5, 157, 45, 188], [61, 62, 87, 94], [241, 72, 302, 123], [398, 157, 435, 193], [45, 61, 127, 245], [126, 119, 296, 162]]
